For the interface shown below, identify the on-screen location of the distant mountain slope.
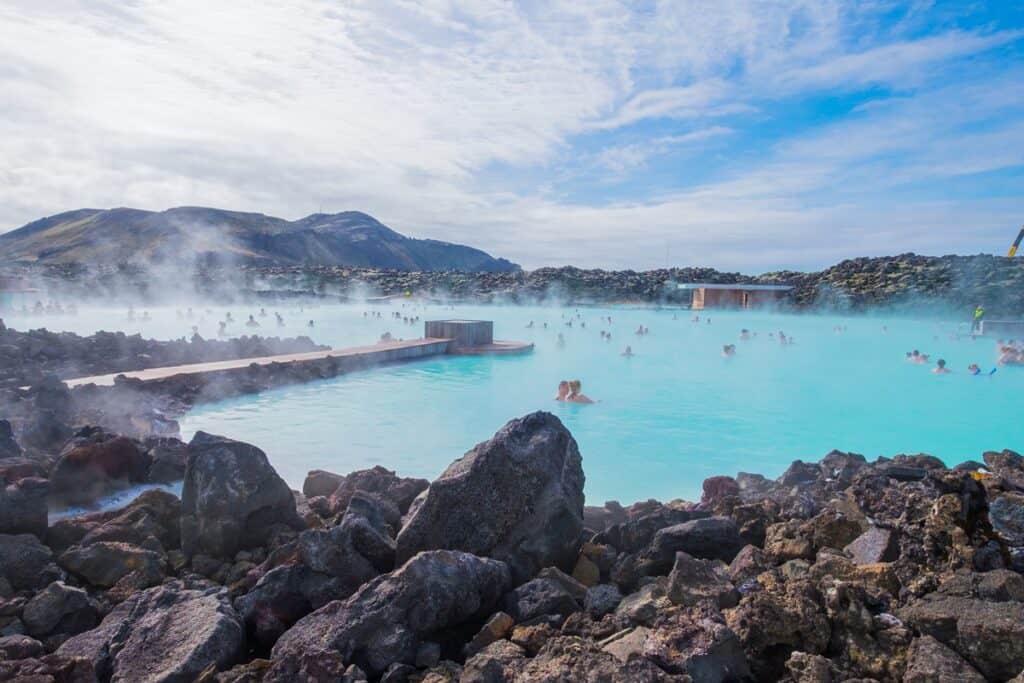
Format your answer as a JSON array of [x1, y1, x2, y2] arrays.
[[0, 207, 519, 272]]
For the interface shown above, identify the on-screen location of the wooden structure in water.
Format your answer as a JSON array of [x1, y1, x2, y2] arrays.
[[675, 283, 792, 310]]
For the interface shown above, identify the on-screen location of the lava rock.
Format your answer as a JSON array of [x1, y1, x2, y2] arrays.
[[504, 577, 581, 623], [903, 634, 985, 683], [0, 476, 48, 537], [58, 582, 244, 682], [271, 550, 510, 676], [181, 431, 302, 559], [59, 541, 165, 589], [0, 419, 21, 459], [50, 430, 151, 505], [667, 552, 738, 609], [0, 533, 61, 592], [843, 526, 898, 565], [22, 581, 98, 638], [395, 412, 585, 583]]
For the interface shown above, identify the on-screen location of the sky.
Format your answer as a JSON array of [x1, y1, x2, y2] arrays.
[[1, 1, 1023, 272]]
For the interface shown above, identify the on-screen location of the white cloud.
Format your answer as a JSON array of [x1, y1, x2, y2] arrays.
[[0, 0, 1021, 271]]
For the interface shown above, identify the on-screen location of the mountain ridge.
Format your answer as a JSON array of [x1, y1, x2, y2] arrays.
[[0, 207, 519, 272]]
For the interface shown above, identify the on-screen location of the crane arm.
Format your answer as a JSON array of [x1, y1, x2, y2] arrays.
[[1010, 226, 1024, 257]]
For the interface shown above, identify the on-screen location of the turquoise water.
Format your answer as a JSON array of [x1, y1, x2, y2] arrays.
[[6, 303, 1020, 504]]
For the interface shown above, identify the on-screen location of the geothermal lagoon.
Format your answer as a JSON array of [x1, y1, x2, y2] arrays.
[[7, 302, 1018, 504]]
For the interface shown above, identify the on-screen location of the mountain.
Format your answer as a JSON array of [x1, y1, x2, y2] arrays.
[[0, 207, 519, 272]]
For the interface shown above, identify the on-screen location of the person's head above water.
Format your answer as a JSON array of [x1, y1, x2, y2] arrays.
[[555, 380, 569, 399], [568, 379, 582, 394]]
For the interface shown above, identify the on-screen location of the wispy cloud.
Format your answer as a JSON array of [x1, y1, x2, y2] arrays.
[[0, 0, 1021, 271]]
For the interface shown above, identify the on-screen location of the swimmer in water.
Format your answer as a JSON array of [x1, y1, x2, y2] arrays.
[[722, 344, 736, 357], [556, 333, 565, 349], [621, 345, 634, 357], [246, 315, 260, 328], [566, 379, 595, 404], [308, 320, 315, 328], [554, 380, 569, 401], [739, 329, 751, 341], [932, 359, 951, 374]]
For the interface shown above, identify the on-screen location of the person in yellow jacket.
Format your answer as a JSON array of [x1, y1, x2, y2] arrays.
[[973, 304, 985, 333]]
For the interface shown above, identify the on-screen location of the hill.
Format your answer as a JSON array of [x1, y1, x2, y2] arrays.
[[0, 207, 519, 272]]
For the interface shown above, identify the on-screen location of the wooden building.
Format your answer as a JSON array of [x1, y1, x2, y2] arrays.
[[676, 283, 792, 310]]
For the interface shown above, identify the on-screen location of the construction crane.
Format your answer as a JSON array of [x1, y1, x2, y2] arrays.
[[1010, 225, 1024, 257]]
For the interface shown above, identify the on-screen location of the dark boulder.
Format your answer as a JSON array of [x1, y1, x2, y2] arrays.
[[59, 541, 165, 589], [271, 550, 511, 676], [0, 653, 96, 682], [641, 517, 745, 575], [22, 581, 99, 638], [303, 469, 345, 499], [0, 533, 61, 592], [503, 578, 580, 623], [395, 412, 584, 584], [0, 476, 48, 537], [236, 564, 361, 650], [181, 432, 302, 559], [903, 634, 985, 683], [843, 526, 898, 565], [899, 594, 1024, 681], [325, 466, 428, 516], [145, 437, 189, 483], [0, 419, 21, 459], [667, 552, 738, 609], [58, 582, 244, 682], [592, 508, 711, 554], [50, 430, 150, 504], [0, 633, 45, 659]]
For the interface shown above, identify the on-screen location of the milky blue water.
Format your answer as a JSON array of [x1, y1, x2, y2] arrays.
[[6, 302, 1020, 504]]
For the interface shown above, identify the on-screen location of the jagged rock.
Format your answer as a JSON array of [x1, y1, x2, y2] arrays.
[[271, 550, 510, 676], [535, 566, 588, 602], [642, 611, 750, 682], [585, 584, 623, 618], [325, 466, 428, 516], [844, 526, 898, 565], [984, 449, 1024, 490], [0, 633, 44, 659], [728, 545, 772, 585], [22, 581, 98, 638], [235, 564, 358, 649], [667, 552, 738, 609], [784, 651, 833, 682], [145, 437, 189, 483], [461, 640, 528, 682], [464, 611, 515, 658], [498, 634, 680, 681], [725, 580, 830, 680], [615, 580, 670, 626], [50, 429, 150, 504], [59, 542, 165, 589], [181, 432, 302, 559], [642, 517, 745, 574], [59, 582, 244, 682], [503, 577, 580, 623], [989, 492, 1024, 546], [395, 412, 584, 583], [0, 533, 61, 591], [903, 634, 985, 683], [592, 508, 711, 554], [0, 419, 21, 458], [0, 476, 48, 537], [303, 469, 345, 498], [898, 594, 1024, 681], [0, 653, 96, 682]]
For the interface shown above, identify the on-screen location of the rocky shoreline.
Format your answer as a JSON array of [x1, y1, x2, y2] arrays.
[[1, 405, 1023, 681], [6, 252, 1024, 315]]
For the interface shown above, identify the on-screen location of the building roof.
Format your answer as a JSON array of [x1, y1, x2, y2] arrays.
[[674, 283, 793, 291]]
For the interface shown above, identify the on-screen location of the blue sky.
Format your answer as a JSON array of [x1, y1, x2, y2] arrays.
[[1, 1, 1023, 271]]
